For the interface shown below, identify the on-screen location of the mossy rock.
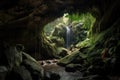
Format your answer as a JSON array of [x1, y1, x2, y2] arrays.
[[22, 52, 44, 80], [57, 50, 80, 66], [50, 37, 65, 47], [57, 47, 69, 58]]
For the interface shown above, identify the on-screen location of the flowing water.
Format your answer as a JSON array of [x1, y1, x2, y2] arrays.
[[66, 26, 71, 48], [39, 60, 82, 80]]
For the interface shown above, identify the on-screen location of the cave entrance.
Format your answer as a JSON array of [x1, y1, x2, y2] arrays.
[[44, 12, 95, 55]]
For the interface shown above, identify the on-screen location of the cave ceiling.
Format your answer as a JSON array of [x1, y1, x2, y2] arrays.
[[0, 0, 119, 44]]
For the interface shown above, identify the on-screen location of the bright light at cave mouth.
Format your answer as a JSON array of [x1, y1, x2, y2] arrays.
[[44, 12, 95, 50]]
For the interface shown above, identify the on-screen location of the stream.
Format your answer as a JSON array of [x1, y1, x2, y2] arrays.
[[39, 59, 82, 80]]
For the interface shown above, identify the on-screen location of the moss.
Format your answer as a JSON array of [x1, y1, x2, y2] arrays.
[[36, 31, 59, 60]]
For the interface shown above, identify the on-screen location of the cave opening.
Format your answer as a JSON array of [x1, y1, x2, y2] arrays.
[[0, 0, 120, 80], [44, 12, 95, 57]]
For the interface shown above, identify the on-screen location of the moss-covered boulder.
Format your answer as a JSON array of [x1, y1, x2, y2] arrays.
[[57, 50, 84, 66], [0, 44, 44, 80], [22, 52, 44, 80], [50, 36, 65, 47], [57, 47, 69, 58]]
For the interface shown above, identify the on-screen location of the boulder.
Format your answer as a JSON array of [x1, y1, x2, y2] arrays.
[[57, 50, 80, 66], [57, 47, 69, 57], [0, 66, 8, 80], [3, 44, 23, 70], [22, 52, 44, 80], [65, 63, 82, 72], [44, 72, 60, 80]]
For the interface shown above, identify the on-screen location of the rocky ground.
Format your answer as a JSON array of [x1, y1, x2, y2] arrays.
[[39, 58, 120, 80], [0, 44, 120, 80], [39, 59, 82, 80]]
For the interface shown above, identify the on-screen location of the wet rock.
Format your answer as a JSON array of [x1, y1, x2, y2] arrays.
[[40, 61, 44, 65], [50, 73, 60, 80], [78, 75, 110, 80], [52, 59, 59, 63], [44, 72, 60, 80], [65, 64, 82, 72], [45, 60, 51, 64]]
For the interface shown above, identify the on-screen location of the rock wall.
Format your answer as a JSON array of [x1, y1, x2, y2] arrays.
[[0, 0, 69, 59], [0, 0, 120, 60]]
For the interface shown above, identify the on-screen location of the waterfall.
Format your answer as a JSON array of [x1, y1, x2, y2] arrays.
[[66, 26, 71, 48]]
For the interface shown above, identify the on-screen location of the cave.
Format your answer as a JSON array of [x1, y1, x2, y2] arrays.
[[0, 0, 120, 80]]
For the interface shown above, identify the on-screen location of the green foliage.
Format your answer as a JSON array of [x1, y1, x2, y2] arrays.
[[76, 38, 90, 48], [68, 13, 81, 22], [50, 36, 65, 47], [44, 17, 64, 36], [44, 12, 96, 49], [44, 22, 56, 36], [88, 25, 116, 51], [68, 12, 95, 30], [67, 13, 96, 50], [58, 50, 80, 65]]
